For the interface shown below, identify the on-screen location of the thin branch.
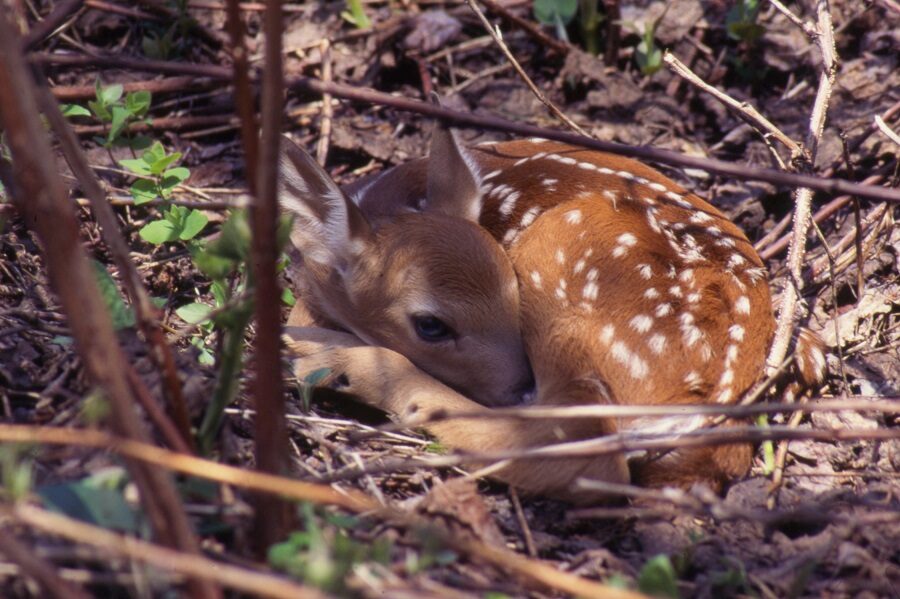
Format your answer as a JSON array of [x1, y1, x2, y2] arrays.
[[766, 0, 838, 372], [315, 39, 334, 167], [874, 114, 900, 147], [766, 0, 819, 38], [0, 17, 219, 599], [463, 0, 590, 137], [27, 52, 900, 202], [663, 51, 804, 160], [11, 505, 329, 599], [0, 530, 92, 599], [249, 0, 290, 553]]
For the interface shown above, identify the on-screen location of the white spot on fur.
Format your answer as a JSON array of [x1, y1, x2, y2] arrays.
[[630, 314, 654, 333], [690, 211, 714, 224], [483, 169, 502, 180], [655, 303, 673, 317], [669, 285, 683, 297], [564, 209, 583, 224], [719, 368, 735, 386], [648, 334, 667, 355], [617, 233, 638, 247], [583, 281, 599, 301], [600, 324, 615, 344], [498, 190, 520, 217], [714, 387, 733, 404], [555, 249, 565, 264], [679, 269, 694, 283], [647, 182, 668, 193], [586, 268, 599, 282], [637, 264, 652, 280], [611, 341, 648, 379], [735, 295, 751, 314], [729, 324, 745, 342], [644, 287, 660, 299], [684, 371, 703, 389], [530, 271, 542, 289], [687, 292, 701, 304], [520, 206, 541, 228]]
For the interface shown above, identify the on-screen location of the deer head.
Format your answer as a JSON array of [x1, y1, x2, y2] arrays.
[[279, 136, 534, 407]]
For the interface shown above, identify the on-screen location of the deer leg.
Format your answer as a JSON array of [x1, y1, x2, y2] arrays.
[[285, 327, 629, 503]]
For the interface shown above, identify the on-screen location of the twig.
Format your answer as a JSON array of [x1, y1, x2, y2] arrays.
[[838, 131, 865, 302], [0, 530, 92, 599], [35, 81, 195, 452], [766, 0, 838, 372], [766, 0, 819, 38], [315, 39, 334, 167], [663, 51, 804, 160], [225, 0, 259, 185], [0, 425, 647, 599], [11, 505, 328, 599], [0, 16, 218, 599], [509, 488, 537, 557], [27, 52, 900, 202], [21, 0, 84, 50], [874, 114, 900, 147], [251, 0, 290, 553], [477, 0, 569, 55], [50, 75, 215, 101], [463, 0, 590, 137]]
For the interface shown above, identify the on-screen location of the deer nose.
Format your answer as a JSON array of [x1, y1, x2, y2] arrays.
[[511, 369, 536, 405]]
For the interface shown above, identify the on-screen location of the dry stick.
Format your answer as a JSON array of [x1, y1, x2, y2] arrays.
[[0, 425, 645, 599], [315, 39, 334, 167], [11, 505, 330, 599], [72, 114, 236, 135], [766, 0, 837, 371], [21, 0, 84, 50], [875, 114, 900, 147], [26, 51, 900, 202], [766, 0, 819, 38], [51, 75, 214, 101], [0, 530, 93, 599], [756, 98, 900, 255], [225, 0, 259, 184], [759, 172, 886, 260], [251, 0, 290, 554], [463, 0, 590, 137], [287, 76, 900, 203], [838, 131, 866, 302], [663, 52, 803, 160], [508, 488, 537, 558], [35, 82, 195, 452], [0, 17, 219, 599], [82, 0, 162, 22], [477, 0, 570, 55]]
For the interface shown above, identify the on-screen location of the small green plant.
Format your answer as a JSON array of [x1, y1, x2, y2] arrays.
[[637, 554, 680, 598], [268, 503, 391, 593], [61, 81, 152, 150], [0, 444, 35, 501], [533, 0, 578, 43], [117, 141, 205, 244], [726, 0, 764, 44], [756, 414, 776, 474], [141, 0, 194, 59], [622, 6, 669, 76], [341, 0, 371, 28]]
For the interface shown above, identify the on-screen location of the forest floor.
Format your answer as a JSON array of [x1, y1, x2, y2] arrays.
[[1, 0, 899, 597]]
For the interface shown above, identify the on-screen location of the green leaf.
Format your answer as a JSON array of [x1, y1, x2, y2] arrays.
[[149, 151, 181, 176], [125, 90, 152, 117], [88, 99, 111, 122], [282, 287, 296, 306], [38, 480, 139, 532], [638, 555, 680, 598], [107, 105, 130, 143], [130, 178, 159, 205], [61, 104, 91, 118], [179, 209, 208, 240], [119, 157, 152, 176], [208, 210, 251, 261], [142, 141, 166, 166], [90, 259, 135, 330], [176, 302, 213, 324], [139, 219, 179, 244], [533, 0, 577, 26], [163, 166, 190, 185], [100, 83, 124, 105], [192, 246, 238, 280]]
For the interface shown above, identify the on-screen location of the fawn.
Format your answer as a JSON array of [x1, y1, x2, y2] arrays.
[[280, 126, 825, 502]]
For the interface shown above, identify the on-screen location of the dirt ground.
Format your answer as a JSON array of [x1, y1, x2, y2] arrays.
[[1, 0, 898, 596]]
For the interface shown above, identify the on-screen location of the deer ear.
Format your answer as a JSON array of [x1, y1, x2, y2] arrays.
[[279, 135, 371, 270], [425, 97, 483, 223]]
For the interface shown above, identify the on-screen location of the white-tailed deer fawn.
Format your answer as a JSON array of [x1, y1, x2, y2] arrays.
[[280, 127, 825, 502]]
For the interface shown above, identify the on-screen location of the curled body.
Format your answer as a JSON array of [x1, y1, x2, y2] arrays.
[[280, 129, 823, 502]]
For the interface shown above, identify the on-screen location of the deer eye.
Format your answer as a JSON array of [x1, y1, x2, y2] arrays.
[[412, 315, 455, 342]]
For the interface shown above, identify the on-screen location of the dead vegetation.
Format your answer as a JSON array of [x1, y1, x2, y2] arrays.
[[0, 0, 898, 597]]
